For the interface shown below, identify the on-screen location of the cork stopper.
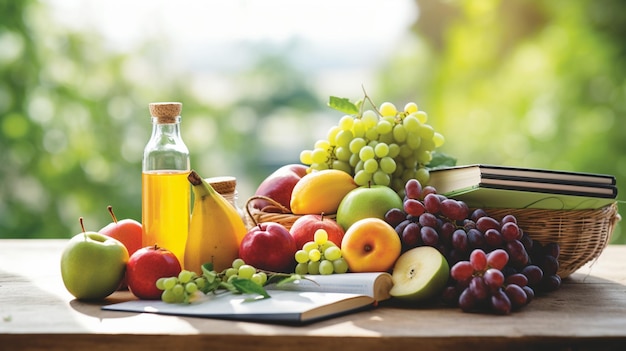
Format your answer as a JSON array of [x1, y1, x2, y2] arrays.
[[205, 176, 237, 195], [149, 102, 182, 123]]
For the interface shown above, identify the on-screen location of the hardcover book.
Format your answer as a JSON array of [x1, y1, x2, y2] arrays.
[[431, 164, 616, 186], [428, 164, 618, 210]]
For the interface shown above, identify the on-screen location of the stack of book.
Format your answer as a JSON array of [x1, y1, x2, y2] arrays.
[[427, 164, 618, 210]]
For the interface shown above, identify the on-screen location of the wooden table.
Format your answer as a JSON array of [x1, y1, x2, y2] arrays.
[[1, 239, 625, 351]]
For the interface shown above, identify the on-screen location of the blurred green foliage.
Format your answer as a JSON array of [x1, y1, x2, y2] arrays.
[[380, 0, 625, 242], [0, 0, 322, 238], [0, 0, 623, 242]]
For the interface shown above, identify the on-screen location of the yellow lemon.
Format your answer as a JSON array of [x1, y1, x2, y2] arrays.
[[290, 169, 358, 215]]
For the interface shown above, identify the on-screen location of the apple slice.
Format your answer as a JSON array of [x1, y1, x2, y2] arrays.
[[389, 246, 449, 302]]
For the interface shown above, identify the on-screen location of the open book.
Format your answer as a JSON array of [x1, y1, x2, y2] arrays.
[[102, 272, 393, 325]]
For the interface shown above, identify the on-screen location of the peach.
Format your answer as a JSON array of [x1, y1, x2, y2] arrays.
[[340, 218, 402, 272]]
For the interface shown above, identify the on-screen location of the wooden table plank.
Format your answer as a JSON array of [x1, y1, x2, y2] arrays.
[[1, 239, 626, 351]]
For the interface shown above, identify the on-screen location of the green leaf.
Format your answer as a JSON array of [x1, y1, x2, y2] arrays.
[[231, 278, 271, 299], [201, 278, 221, 294], [201, 262, 214, 275], [218, 281, 240, 293], [275, 274, 303, 287], [328, 96, 359, 115], [427, 152, 457, 169], [204, 270, 217, 283]]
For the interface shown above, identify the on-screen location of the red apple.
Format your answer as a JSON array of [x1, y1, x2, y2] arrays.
[[100, 206, 143, 257], [289, 214, 345, 249], [252, 164, 308, 212], [100, 206, 143, 289], [239, 222, 297, 273], [126, 245, 182, 300]]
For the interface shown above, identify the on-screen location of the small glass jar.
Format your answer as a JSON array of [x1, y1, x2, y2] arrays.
[[205, 176, 248, 228]]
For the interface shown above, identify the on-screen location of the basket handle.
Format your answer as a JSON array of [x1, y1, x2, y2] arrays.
[[245, 195, 293, 226], [610, 202, 621, 227]]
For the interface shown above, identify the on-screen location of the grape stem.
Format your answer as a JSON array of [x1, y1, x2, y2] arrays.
[[257, 270, 320, 287], [359, 85, 382, 117]]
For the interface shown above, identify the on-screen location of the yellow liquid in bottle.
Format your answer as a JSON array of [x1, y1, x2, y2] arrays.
[[142, 170, 191, 265]]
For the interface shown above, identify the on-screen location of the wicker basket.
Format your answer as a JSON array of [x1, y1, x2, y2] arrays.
[[484, 202, 620, 278], [245, 195, 336, 230]]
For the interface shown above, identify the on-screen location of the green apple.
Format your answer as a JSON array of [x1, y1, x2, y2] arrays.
[[389, 246, 450, 302], [60, 222, 129, 300], [336, 184, 403, 231]]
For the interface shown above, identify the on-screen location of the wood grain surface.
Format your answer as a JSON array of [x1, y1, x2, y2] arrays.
[[1, 239, 625, 351]]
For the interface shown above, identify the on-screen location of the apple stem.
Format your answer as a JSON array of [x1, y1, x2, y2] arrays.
[[320, 212, 325, 221], [107, 205, 118, 224], [79, 217, 87, 240]]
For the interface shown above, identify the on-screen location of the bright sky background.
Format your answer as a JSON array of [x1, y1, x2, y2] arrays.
[[43, 0, 421, 179], [45, 0, 418, 71]]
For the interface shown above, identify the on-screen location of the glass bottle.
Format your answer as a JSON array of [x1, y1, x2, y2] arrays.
[[142, 102, 191, 265]]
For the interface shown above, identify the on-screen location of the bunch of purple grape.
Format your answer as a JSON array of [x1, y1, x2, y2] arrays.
[[384, 179, 562, 315]]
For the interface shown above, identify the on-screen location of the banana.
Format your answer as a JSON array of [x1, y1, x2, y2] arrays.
[[290, 169, 358, 215], [184, 170, 248, 274]]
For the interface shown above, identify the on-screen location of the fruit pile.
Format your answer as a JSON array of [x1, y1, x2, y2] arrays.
[[59, 93, 563, 318], [385, 178, 561, 314]]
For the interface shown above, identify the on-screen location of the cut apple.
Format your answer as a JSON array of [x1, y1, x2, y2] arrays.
[[389, 246, 450, 302]]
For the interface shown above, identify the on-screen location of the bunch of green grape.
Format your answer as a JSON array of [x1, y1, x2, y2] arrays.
[[156, 270, 206, 304], [223, 258, 268, 286], [294, 229, 349, 275], [156, 258, 268, 304], [299, 97, 445, 196]]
